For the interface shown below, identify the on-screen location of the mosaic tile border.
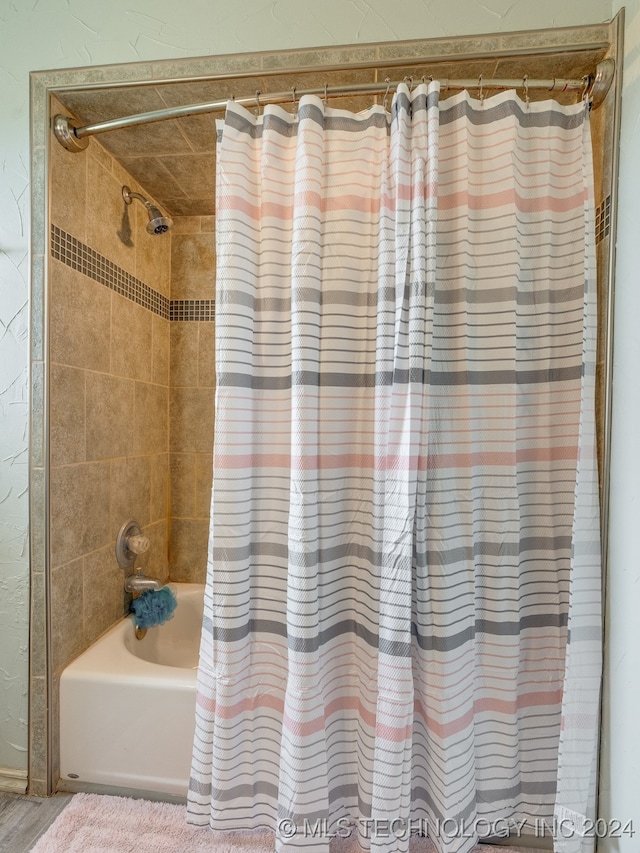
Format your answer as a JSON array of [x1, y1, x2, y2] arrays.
[[50, 226, 215, 321], [170, 300, 216, 322], [596, 195, 611, 245]]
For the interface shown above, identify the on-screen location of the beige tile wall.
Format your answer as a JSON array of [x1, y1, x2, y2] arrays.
[[49, 101, 171, 694], [49, 103, 217, 786], [169, 216, 215, 583], [49, 103, 217, 667]]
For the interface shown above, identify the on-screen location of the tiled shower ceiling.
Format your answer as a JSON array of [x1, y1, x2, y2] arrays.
[[53, 48, 606, 218]]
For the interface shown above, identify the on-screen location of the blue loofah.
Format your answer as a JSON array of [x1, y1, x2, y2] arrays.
[[130, 586, 177, 629]]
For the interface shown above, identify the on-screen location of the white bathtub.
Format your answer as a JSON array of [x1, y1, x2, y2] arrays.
[[59, 582, 203, 798]]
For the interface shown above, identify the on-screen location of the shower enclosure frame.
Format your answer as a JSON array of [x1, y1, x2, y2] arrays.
[[28, 12, 623, 822]]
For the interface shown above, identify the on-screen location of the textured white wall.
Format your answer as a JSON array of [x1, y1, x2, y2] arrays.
[[0, 0, 613, 776], [599, 2, 640, 850]]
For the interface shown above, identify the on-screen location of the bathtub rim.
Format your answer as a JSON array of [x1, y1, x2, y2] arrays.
[[60, 581, 204, 686]]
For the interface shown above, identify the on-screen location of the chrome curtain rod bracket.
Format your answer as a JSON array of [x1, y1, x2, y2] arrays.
[[52, 58, 616, 152], [53, 113, 90, 152], [589, 57, 615, 110]]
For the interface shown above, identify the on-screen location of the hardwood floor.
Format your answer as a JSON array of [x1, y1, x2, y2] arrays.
[[0, 792, 72, 853]]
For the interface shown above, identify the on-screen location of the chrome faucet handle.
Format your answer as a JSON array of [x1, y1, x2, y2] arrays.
[[116, 519, 149, 570], [126, 534, 150, 555]]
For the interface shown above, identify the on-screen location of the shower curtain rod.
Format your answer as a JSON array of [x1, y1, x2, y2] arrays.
[[53, 57, 615, 153]]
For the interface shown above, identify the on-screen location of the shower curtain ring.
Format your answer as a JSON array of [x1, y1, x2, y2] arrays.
[[523, 74, 530, 107], [323, 83, 328, 107], [255, 91, 261, 115], [478, 74, 484, 106], [292, 86, 298, 118], [383, 77, 391, 111]]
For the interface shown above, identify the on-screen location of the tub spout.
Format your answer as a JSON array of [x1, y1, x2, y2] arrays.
[[124, 572, 163, 593]]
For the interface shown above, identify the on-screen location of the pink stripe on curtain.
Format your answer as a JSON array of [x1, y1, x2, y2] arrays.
[[188, 83, 601, 853]]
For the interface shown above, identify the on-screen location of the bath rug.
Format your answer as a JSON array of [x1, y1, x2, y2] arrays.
[[29, 792, 541, 852], [29, 794, 272, 852]]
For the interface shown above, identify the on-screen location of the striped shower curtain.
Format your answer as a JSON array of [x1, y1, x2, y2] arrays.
[[188, 83, 601, 853]]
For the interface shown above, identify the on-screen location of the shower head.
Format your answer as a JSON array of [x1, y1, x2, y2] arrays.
[[146, 205, 172, 234], [122, 185, 173, 235]]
